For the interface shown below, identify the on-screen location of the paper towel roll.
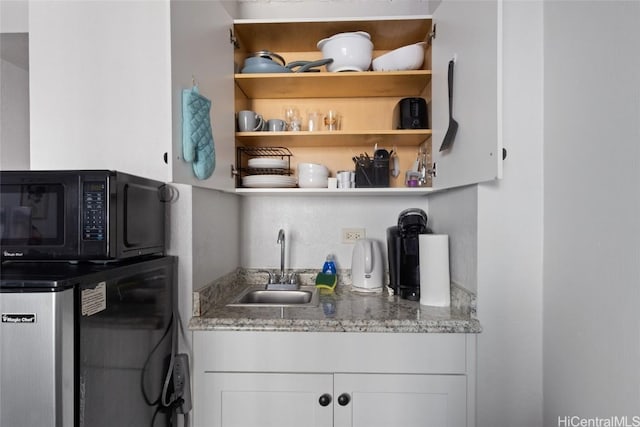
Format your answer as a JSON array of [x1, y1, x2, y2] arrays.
[[418, 234, 451, 307]]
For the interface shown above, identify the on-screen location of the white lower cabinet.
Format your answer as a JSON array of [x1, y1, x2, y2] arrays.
[[203, 372, 465, 427], [193, 332, 476, 427]]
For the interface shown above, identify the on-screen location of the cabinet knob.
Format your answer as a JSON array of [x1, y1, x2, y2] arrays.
[[318, 393, 332, 407], [337, 393, 351, 406]]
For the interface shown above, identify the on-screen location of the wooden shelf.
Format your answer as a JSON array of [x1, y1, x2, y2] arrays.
[[235, 71, 431, 99], [235, 187, 433, 196], [235, 130, 431, 147], [233, 17, 433, 53]]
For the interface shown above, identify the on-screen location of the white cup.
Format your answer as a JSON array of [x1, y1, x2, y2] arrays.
[[337, 170, 354, 188]]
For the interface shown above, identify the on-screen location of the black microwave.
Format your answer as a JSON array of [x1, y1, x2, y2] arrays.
[[0, 170, 166, 261]]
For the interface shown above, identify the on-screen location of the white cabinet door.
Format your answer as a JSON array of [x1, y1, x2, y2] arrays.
[[200, 372, 333, 427], [29, 1, 172, 181], [334, 374, 467, 427], [169, 0, 236, 190], [431, 0, 503, 189], [29, 1, 236, 190]]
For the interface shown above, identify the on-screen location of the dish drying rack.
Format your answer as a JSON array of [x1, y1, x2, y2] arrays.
[[234, 147, 293, 186]]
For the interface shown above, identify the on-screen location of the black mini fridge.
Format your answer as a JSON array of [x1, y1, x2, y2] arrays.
[[0, 256, 177, 427]]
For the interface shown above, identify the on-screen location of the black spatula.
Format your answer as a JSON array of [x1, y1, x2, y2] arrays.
[[439, 59, 458, 152]]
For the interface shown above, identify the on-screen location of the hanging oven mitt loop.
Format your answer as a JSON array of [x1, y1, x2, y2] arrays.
[[182, 84, 216, 180]]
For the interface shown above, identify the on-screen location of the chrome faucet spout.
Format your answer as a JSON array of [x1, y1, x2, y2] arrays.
[[277, 229, 285, 282]]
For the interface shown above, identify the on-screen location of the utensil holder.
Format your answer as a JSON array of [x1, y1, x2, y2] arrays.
[[355, 161, 374, 187], [355, 159, 389, 188]]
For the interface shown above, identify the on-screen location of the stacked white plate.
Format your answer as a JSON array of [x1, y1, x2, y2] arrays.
[[242, 174, 297, 188], [247, 158, 288, 169]]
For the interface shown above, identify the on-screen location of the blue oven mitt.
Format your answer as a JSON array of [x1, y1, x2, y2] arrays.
[[182, 85, 216, 180]]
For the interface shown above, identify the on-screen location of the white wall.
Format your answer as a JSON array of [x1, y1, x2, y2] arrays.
[[240, 195, 427, 271], [0, 55, 29, 169], [166, 183, 194, 352], [0, 0, 28, 32], [192, 188, 241, 288], [167, 185, 241, 351], [429, 186, 478, 293], [543, 1, 640, 423], [476, 1, 544, 426], [1, 0, 29, 168]]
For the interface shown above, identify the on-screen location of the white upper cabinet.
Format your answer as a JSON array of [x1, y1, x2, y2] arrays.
[[431, 0, 503, 190], [28, 1, 236, 190], [29, 1, 173, 180]]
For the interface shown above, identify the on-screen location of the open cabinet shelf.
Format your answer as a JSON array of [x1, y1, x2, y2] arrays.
[[232, 17, 433, 53], [236, 130, 431, 147], [234, 71, 432, 99], [232, 16, 447, 195], [235, 187, 433, 196]]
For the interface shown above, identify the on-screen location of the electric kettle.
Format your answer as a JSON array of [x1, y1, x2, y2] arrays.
[[351, 239, 384, 292]]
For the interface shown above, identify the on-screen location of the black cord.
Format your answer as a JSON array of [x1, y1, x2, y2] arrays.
[[161, 308, 180, 408], [141, 312, 174, 406]]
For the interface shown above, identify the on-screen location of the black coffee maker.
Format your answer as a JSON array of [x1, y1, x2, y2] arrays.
[[387, 208, 429, 301]]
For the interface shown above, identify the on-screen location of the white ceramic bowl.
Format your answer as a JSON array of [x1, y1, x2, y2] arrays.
[[297, 163, 329, 175], [298, 174, 329, 188], [372, 42, 426, 72], [317, 31, 373, 72], [298, 163, 329, 188]]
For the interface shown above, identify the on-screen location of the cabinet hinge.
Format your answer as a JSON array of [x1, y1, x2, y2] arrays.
[[428, 23, 436, 45], [428, 162, 437, 178], [230, 164, 239, 178], [229, 29, 239, 49]]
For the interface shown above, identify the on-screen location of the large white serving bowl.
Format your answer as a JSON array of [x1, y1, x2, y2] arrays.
[[372, 42, 426, 72], [317, 31, 373, 72]]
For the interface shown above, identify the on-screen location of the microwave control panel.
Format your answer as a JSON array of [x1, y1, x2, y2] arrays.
[[82, 182, 106, 241]]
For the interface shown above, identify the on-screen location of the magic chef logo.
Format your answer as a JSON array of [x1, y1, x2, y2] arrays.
[[2, 314, 36, 324], [3, 250, 24, 257]]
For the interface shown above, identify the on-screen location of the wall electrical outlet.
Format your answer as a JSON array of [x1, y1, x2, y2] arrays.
[[173, 353, 192, 414], [342, 228, 366, 243]]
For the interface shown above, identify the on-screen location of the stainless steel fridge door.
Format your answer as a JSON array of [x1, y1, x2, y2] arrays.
[[0, 288, 74, 427]]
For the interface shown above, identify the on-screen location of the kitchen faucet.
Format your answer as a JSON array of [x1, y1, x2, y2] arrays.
[[264, 229, 297, 290], [277, 229, 285, 282]]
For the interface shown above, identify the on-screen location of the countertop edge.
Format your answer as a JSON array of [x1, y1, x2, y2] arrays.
[[189, 317, 482, 333]]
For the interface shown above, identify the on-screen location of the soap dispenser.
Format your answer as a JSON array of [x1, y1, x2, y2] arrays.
[[322, 254, 337, 275]]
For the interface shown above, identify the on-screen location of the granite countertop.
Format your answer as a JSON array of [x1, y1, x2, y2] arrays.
[[189, 269, 481, 333]]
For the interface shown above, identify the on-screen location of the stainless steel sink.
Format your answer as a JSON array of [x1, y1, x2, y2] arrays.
[[227, 285, 319, 307]]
